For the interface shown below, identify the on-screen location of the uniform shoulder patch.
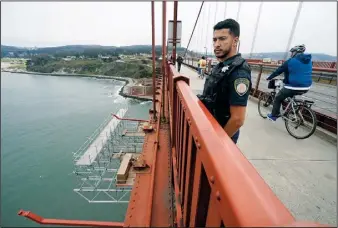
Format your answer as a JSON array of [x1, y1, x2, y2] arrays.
[[234, 78, 250, 96]]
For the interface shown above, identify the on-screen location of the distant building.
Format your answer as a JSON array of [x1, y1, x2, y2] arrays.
[[63, 56, 76, 61], [262, 58, 271, 63]]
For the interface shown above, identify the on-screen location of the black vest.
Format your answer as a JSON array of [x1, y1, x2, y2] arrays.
[[198, 55, 250, 126]]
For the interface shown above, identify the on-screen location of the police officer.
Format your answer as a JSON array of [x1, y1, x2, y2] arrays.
[[197, 19, 252, 144]]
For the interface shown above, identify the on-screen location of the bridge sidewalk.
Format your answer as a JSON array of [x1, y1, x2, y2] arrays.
[[178, 64, 337, 226]]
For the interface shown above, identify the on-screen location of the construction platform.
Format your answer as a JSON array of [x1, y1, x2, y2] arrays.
[[75, 109, 127, 166], [72, 108, 148, 204]]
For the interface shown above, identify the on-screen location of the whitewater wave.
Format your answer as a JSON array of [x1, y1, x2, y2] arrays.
[[140, 101, 152, 105]]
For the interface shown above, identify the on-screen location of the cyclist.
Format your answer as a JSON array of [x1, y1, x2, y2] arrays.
[[266, 44, 312, 122], [198, 56, 207, 78]]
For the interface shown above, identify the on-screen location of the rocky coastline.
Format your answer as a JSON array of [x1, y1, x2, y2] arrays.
[[1, 69, 152, 101]]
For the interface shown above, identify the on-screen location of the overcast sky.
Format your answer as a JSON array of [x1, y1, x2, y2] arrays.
[[1, 1, 337, 56]]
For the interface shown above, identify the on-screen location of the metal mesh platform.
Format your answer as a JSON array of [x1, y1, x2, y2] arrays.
[[75, 109, 128, 166]]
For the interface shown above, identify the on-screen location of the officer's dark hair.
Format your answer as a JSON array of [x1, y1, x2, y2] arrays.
[[213, 19, 240, 37], [202, 56, 205, 59]]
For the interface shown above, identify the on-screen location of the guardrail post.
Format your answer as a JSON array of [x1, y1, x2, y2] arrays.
[[168, 63, 189, 149], [329, 75, 333, 84], [254, 64, 263, 97]]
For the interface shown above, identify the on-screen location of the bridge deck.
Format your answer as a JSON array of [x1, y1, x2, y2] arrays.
[[179, 64, 337, 226]]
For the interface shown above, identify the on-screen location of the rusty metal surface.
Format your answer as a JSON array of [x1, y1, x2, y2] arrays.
[[125, 61, 174, 227], [124, 123, 156, 227], [205, 197, 222, 227], [172, 147, 183, 227], [124, 74, 162, 225], [150, 124, 174, 227]]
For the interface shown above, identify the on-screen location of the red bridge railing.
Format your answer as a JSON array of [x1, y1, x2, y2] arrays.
[[165, 60, 328, 227]]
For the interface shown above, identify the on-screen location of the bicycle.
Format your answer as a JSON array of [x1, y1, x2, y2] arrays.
[[258, 78, 317, 139]]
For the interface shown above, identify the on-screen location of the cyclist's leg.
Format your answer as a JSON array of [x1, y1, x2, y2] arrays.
[[271, 88, 293, 117]]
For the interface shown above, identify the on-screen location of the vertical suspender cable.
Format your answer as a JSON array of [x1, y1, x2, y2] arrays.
[[236, 2, 242, 53], [212, 2, 218, 54], [249, 2, 263, 59], [283, 1, 303, 60], [204, 2, 211, 56], [236, 2, 241, 21], [199, 5, 206, 55], [195, 9, 201, 55], [183, 2, 204, 58], [224, 2, 227, 19], [213, 2, 218, 25]]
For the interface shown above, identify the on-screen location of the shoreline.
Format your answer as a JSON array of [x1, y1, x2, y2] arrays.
[[1, 70, 153, 102]]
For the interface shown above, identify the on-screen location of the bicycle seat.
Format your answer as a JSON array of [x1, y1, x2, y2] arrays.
[[304, 100, 314, 104]]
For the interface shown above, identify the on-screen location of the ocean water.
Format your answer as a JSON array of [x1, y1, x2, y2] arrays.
[[1, 72, 152, 227]]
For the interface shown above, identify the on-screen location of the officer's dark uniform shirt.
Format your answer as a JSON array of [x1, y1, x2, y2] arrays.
[[202, 54, 252, 127]]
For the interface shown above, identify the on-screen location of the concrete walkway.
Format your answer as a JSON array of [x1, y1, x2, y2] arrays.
[[179, 64, 337, 226]]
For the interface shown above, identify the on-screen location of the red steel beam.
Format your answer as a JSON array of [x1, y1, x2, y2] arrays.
[[151, 0, 156, 121], [112, 113, 149, 122], [162, 1, 167, 116], [172, 1, 178, 64], [18, 210, 124, 227]]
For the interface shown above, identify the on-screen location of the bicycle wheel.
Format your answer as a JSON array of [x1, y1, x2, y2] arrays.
[[284, 105, 317, 139], [258, 92, 274, 118]]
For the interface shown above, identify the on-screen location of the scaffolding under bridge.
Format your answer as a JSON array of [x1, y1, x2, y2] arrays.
[[72, 108, 149, 203]]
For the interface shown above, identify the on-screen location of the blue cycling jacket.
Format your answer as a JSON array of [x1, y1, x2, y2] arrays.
[[267, 53, 313, 89]]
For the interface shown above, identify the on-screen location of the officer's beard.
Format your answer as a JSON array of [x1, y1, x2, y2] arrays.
[[214, 48, 231, 60]]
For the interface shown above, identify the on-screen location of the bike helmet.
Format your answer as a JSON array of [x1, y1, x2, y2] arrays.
[[290, 44, 306, 53]]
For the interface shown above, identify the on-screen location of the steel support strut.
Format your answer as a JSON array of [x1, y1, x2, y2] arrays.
[[172, 1, 178, 64], [162, 1, 167, 118], [151, 0, 156, 121], [112, 113, 149, 122], [18, 210, 124, 227]]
